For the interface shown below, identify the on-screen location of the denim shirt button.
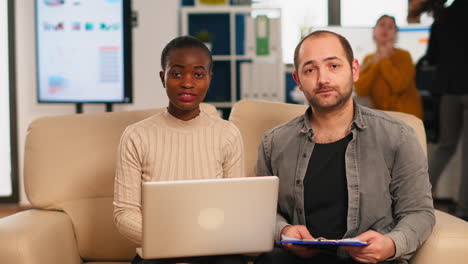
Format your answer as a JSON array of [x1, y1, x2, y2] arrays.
[[298, 209, 303, 215], [303, 153, 307, 158], [296, 179, 301, 185]]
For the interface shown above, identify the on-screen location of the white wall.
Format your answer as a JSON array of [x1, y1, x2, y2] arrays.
[[15, 0, 179, 204]]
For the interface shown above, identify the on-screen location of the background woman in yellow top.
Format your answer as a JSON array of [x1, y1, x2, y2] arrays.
[[355, 15, 423, 119]]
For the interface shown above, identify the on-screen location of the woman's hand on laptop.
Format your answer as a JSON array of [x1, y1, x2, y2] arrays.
[[281, 225, 320, 258]]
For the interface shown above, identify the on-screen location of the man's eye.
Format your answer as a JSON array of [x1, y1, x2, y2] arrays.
[[330, 64, 339, 69], [305, 68, 315, 73]]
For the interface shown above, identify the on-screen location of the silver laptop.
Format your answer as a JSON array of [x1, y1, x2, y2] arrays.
[[137, 176, 279, 259]]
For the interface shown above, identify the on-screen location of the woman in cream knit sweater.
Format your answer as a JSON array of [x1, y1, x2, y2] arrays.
[[113, 36, 245, 264]]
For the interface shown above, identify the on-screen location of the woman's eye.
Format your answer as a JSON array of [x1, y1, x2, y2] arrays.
[[171, 72, 182, 78], [194, 72, 206, 79]]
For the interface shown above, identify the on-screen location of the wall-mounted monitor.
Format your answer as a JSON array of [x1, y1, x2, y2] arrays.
[[1, 0, 18, 202], [35, 0, 132, 103]]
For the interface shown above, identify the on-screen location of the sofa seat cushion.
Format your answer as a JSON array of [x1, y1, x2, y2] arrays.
[[62, 197, 137, 261], [0, 209, 82, 264], [410, 210, 468, 263]]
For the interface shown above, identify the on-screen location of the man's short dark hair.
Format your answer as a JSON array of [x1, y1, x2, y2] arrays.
[[293, 30, 354, 71], [160, 35, 213, 71]]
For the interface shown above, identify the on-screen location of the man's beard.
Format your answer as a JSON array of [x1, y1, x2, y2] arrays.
[[309, 83, 353, 112]]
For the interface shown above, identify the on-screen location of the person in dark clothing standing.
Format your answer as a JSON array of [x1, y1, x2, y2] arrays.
[[411, 0, 468, 220]]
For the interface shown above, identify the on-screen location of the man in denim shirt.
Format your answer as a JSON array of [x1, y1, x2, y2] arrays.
[[255, 31, 434, 264]]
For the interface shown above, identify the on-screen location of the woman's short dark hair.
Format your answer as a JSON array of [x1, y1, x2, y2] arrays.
[[160, 35, 213, 71], [375, 14, 397, 29], [293, 30, 354, 71]]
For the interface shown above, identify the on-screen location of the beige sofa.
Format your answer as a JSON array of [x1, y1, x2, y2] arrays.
[[0, 99, 467, 263]]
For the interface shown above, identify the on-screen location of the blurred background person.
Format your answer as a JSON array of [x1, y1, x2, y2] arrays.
[[354, 15, 423, 120], [410, 0, 468, 220]]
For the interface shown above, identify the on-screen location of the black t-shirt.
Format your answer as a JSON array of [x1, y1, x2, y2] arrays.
[[304, 134, 352, 239]]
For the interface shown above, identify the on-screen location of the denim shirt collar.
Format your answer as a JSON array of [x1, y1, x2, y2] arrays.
[[299, 101, 367, 136]]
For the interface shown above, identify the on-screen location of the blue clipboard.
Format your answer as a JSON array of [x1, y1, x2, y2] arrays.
[[278, 240, 367, 246]]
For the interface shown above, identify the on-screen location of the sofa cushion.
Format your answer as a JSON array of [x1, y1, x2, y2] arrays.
[[25, 108, 163, 210], [410, 210, 468, 263], [229, 100, 308, 177], [0, 210, 82, 264]]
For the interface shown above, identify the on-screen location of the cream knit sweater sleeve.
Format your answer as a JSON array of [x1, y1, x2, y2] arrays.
[[221, 122, 245, 179], [113, 123, 144, 245], [113, 110, 245, 245]]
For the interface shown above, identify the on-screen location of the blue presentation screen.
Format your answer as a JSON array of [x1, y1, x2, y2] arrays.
[[36, 0, 132, 103]]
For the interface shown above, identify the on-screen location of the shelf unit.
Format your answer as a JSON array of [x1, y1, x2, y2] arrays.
[[180, 5, 284, 118]]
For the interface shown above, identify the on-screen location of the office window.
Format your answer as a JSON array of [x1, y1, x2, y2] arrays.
[[253, 0, 328, 64], [0, 0, 18, 202], [341, 0, 408, 27]]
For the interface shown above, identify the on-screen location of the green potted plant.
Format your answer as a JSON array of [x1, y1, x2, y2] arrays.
[[194, 29, 214, 50]]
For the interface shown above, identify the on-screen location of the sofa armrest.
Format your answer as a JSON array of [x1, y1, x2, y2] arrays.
[[0, 209, 82, 264], [410, 209, 468, 264]]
